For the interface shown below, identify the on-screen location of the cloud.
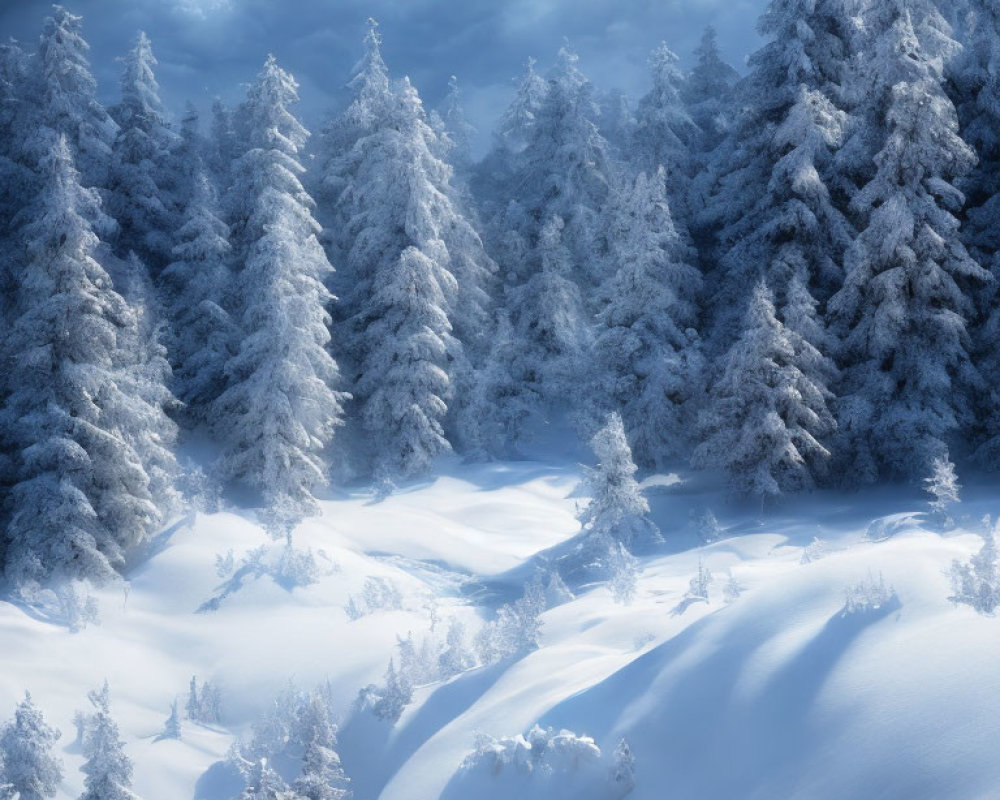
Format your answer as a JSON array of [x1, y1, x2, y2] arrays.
[[0, 0, 766, 150]]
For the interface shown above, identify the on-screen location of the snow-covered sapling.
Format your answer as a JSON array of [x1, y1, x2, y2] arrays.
[[159, 700, 181, 741], [80, 682, 138, 800], [722, 574, 743, 604], [843, 572, 896, 615], [610, 738, 636, 795], [950, 530, 1000, 615], [292, 693, 349, 800], [925, 456, 961, 527], [687, 559, 713, 602], [579, 413, 660, 550]]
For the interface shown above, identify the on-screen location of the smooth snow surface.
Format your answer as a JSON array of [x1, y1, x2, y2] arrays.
[[2, 455, 998, 800]]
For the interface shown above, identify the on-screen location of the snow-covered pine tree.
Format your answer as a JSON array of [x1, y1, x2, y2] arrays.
[[456, 310, 535, 458], [79, 682, 138, 800], [507, 46, 615, 291], [695, 281, 835, 498], [610, 738, 636, 794], [471, 57, 547, 229], [0, 693, 62, 800], [828, 1, 987, 482], [239, 759, 292, 800], [495, 57, 547, 155], [578, 412, 659, 548], [320, 22, 493, 477], [33, 6, 117, 190], [114, 251, 180, 516], [207, 97, 238, 197], [701, 0, 856, 352], [683, 26, 739, 156], [161, 169, 234, 423], [213, 56, 346, 530], [437, 74, 476, 173], [2, 134, 174, 587], [504, 215, 591, 424], [949, 1, 1000, 465], [632, 43, 698, 222], [292, 694, 349, 800], [594, 168, 702, 466], [952, 0, 1000, 271], [107, 31, 178, 273], [160, 700, 181, 741]]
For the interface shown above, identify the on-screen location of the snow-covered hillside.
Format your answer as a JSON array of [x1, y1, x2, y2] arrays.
[[2, 453, 998, 800]]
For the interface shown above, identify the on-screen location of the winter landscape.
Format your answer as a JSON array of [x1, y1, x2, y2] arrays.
[[1, 0, 1000, 798]]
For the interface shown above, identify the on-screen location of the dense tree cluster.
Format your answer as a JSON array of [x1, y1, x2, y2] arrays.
[[1, 1, 1000, 591]]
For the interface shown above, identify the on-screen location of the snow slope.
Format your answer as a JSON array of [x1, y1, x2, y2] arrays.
[[1, 453, 997, 800]]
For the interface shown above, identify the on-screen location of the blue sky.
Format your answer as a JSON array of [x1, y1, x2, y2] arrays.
[[0, 0, 766, 152]]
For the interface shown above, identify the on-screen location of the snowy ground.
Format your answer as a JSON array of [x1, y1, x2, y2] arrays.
[[2, 447, 999, 800]]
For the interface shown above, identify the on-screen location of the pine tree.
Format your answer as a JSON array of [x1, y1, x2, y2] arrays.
[[950, 1, 1000, 465], [508, 47, 615, 290], [579, 412, 659, 548], [0, 693, 63, 800], [702, 0, 856, 351], [437, 74, 476, 172], [594, 169, 702, 466], [695, 281, 835, 497], [292, 694, 349, 800], [160, 700, 181, 741], [611, 738, 636, 794], [632, 43, 697, 220], [33, 6, 117, 189], [829, 1, 987, 481], [213, 56, 346, 530], [107, 31, 178, 272], [495, 57, 547, 154], [78, 683, 138, 800], [320, 22, 493, 477], [2, 134, 173, 587], [161, 169, 235, 422], [683, 26, 739, 155], [239, 759, 293, 800], [505, 215, 591, 420]]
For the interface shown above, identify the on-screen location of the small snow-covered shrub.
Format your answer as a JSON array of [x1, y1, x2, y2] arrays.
[[344, 576, 404, 620], [272, 544, 320, 589], [177, 459, 223, 513], [439, 618, 476, 677], [357, 659, 412, 723], [800, 536, 827, 564], [610, 738, 635, 795], [691, 508, 724, 542], [843, 572, 896, 615], [722, 574, 743, 604], [474, 578, 546, 664], [186, 676, 223, 724], [464, 725, 601, 777], [950, 530, 1000, 615], [687, 559, 713, 602], [160, 700, 182, 741]]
